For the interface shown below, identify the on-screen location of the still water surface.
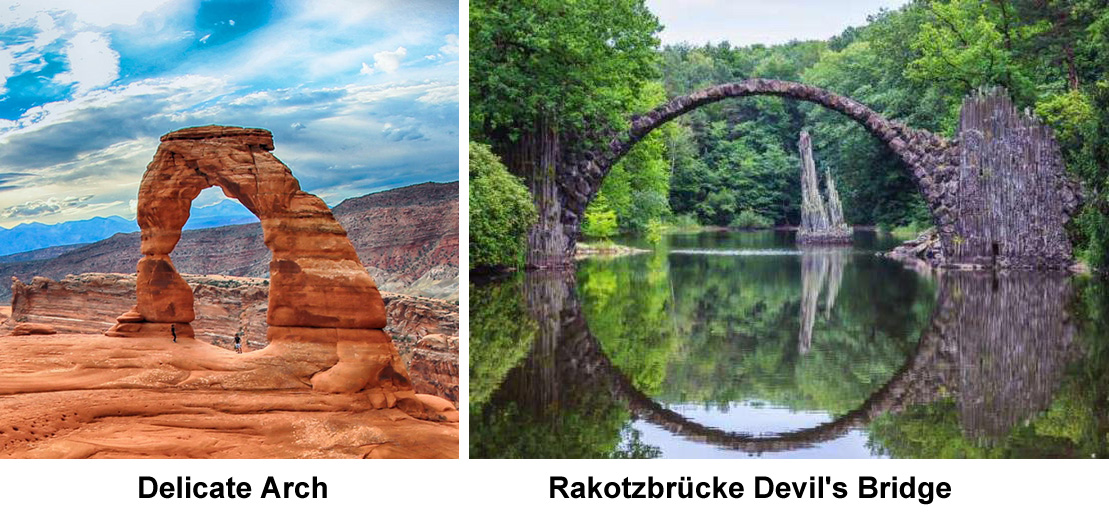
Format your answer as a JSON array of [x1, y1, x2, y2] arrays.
[[470, 230, 1109, 458]]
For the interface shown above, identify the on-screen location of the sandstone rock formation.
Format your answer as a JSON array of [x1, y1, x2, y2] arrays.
[[10, 323, 55, 336], [797, 130, 852, 244], [0, 126, 458, 458], [105, 126, 407, 397], [4, 273, 459, 404]]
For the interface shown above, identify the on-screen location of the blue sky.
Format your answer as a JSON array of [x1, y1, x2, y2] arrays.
[[646, 0, 909, 46], [0, 0, 459, 227]]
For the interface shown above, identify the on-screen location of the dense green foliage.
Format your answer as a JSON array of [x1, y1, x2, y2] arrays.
[[468, 142, 537, 268], [470, 0, 667, 261], [588, 81, 674, 234], [661, 42, 817, 227], [470, 0, 661, 143]]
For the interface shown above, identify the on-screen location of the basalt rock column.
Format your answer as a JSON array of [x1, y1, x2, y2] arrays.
[[106, 125, 412, 395], [797, 131, 852, 244], [948, 88, 1081, 268], [825, 169, 849, 231]]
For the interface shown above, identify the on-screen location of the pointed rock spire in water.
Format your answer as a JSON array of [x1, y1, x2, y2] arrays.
[[797, 131, 852, 244], [798, 130, 831, 234]]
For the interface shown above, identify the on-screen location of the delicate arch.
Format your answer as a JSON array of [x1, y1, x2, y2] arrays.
[[107, 126, 410, 395]]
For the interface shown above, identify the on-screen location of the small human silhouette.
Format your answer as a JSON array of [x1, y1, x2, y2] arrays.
[[171, 324, 177, 343], [234, 334, 242, 354]]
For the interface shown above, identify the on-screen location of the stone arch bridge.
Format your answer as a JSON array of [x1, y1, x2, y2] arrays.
[[527, 79, 1081, 269]]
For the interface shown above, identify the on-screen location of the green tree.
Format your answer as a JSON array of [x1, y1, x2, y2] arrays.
[[469, 142, 538, 268], [594, 81, 673, 234], [583, 192, 619, 239]]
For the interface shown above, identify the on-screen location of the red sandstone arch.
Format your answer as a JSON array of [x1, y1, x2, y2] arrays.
[[106, 126, 411, 396]]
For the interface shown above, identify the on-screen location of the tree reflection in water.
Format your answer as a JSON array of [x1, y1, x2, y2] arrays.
[[470, 250, 1109, 458]]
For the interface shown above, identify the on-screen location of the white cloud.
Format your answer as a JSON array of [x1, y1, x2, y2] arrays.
[[0, 48, 15, 95], [228, 19, 236, 26], [31, 12, 64, 48], [53, 32, 120, 94], [439, 34, 458, 56], [0, 195, 93, 219], [0, 0, 184, 29], [361, 46, 407, 75], [342, 81, 455, 105], [199, 34, 211, 44], [416, 84, 459, 105]]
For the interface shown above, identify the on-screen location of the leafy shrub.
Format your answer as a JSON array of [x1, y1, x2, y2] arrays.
[[729, 209, 773, 229], [469, 142, 537, 268], [664, 213, 702, 231], [583, 193, 619, 239]]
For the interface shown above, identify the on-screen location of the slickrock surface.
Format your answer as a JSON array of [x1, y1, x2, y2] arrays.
[[10, 323, 55, 335], [0, 334, 457, 458], [5, 273, 459, 404]]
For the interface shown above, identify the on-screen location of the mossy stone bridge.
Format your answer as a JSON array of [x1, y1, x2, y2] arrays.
[[523, 79, 1081, 269]]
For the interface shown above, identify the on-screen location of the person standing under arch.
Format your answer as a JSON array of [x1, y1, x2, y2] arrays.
[[171, 324, 177, 343], [234, 333, 243, 354]]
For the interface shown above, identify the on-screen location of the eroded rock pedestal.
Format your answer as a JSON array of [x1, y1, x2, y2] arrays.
[[105, 126, 410, 397]]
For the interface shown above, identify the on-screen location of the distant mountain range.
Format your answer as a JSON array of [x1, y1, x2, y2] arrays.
[[0, 200, 264, 258], [0, 216, 137, 257], [0, 181, 459, 302]]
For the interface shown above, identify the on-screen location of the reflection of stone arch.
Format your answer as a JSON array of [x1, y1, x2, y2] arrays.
[[107, 126, 411, 395], [499, 271, 1077, 454]]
